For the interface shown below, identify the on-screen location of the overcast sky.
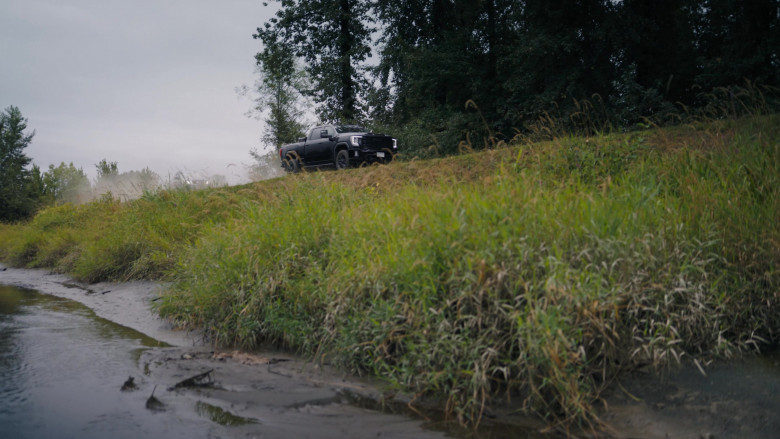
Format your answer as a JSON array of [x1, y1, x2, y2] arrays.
[[0, 0, 276, 184]]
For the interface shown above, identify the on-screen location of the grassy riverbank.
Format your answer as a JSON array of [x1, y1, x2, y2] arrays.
[[1, 115, 778, 429]]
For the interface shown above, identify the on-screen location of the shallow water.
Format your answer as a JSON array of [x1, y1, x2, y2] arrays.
[[0, 285, 222, 439]]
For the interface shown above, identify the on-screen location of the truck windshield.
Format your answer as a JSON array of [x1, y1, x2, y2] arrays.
[[335, 125, 365, 133]]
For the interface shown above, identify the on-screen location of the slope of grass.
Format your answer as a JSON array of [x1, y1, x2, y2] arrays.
[[1, 115, 778, 429]]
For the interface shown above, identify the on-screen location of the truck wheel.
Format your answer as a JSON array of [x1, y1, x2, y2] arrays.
[[335, 149, 349, 170], [379, 149, 394, 164], [285, 154, 300, 173]]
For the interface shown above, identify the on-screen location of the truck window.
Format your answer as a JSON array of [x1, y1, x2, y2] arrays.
[[335, 125, 365, 133]]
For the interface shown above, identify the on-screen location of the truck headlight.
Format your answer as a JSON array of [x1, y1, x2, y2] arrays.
[[350, 136, 362, 147]]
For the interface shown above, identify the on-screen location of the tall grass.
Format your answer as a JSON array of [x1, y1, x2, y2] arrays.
[[0, 186, 253, 282], [1, 114, 778, 430], [158, 116, 778, 428]]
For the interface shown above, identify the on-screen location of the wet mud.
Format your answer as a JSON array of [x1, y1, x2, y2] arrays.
[[598, 352, 780, 439], [136, 347, 453, 438]]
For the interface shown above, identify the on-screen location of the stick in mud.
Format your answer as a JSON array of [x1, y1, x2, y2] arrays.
[[146, 385, 166, 412], [168, 368, 215, 391], [121, 376, 137, 392]]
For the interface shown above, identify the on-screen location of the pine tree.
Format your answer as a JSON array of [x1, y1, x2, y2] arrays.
[[0, 106, 39, 221]]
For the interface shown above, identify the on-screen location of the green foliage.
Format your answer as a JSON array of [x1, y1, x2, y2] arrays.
[[0, 185, 246, 281], [2, 115, 778, 429], [695, 0, 780, 92]]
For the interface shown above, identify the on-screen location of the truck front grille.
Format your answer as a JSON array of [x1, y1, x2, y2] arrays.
[[362, 135, 394, 150]]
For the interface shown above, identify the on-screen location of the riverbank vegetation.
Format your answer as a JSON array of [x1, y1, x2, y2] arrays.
[[1, 114, 779, 431]]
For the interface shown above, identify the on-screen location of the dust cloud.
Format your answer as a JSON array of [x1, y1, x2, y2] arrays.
[[56, 150, 285, 205]]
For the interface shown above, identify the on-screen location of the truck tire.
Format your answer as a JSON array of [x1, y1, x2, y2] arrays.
[[284, 153, 300, 173], [379, 148, 394, 164], [335, 149, 349, 170]]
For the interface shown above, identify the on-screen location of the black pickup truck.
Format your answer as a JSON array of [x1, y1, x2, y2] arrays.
[[279, 124, 397, 172]]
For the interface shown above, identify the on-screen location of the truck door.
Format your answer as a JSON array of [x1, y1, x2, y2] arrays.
[[306, 126, 336, 164]]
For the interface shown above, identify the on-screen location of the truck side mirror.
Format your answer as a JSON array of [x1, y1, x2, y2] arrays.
[[298, 137, 306, 142]]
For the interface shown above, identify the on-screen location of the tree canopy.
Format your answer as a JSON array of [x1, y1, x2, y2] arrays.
[[256, 0, 779, 153]]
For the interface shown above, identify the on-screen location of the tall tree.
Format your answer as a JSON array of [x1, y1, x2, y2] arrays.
[[695, 0, 780, 91], [253, 0, 779, 155], [246, 37, 307, 150], [374, 0, 490, 119], [617, 0, 699, 106], [502, 0, 616, 124], [0, 106, 39, 221], [255, 0, 373, 122], [371, 0, 522, 151], [93, 158, 119, 199], [42, 162, 91, 205], [95, 158, 119, 180]]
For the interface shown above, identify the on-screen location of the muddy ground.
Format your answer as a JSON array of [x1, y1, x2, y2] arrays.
[[596, 351, 780, 439], [2, 264, 778, 438]]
